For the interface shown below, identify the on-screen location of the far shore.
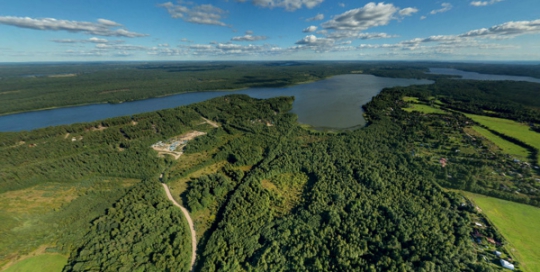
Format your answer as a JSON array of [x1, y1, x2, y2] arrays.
[[0, 75, 337, 117]]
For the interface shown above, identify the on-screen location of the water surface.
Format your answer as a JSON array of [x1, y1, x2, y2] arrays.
[[428, 68, 540, 83], [0, 74, 432, 132]]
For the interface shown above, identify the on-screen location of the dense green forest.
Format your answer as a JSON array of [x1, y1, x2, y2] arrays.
[[3, 64, 540, 270], [63, 179, 192, 272], [0, 61, 454, 115]]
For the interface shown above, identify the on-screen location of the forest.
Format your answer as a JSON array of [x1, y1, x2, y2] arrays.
[[2, 63, 540, 271], [0, 61, 454, 115]]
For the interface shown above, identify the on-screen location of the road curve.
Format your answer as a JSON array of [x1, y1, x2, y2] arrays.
[[162, 183, 197, 271]]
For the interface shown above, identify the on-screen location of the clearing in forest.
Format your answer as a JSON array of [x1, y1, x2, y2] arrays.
[[465, 114, 540, 162], [463, 192, 540, 272], [151, 131, 206, 160], [3, 254, 67, 272], [402, 97, 446, 114], [469, 126, 530, 160]]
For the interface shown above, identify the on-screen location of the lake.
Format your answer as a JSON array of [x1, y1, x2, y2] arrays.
[[0, 74, 432, 132], [428, 68, 540, 83]]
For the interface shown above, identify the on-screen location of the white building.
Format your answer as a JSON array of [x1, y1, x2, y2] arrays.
[[500, 259, 515, 270]]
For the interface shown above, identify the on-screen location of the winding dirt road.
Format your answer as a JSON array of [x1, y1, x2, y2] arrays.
[[162, 183, 197, 271]]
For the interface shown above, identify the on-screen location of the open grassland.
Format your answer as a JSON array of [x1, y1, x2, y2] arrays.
[[469, 126, 530, 160], [463, 192, 540, 272], [0, 179, 138, 268], [3, 254, 66, 272], [403, 96, 420, 103], [402, 103, 446, 114], [466, 114, 540, 162]]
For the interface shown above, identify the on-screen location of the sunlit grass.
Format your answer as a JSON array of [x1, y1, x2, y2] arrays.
[[4, 254, 67, 272], [470, 126, 529, 160], [463, 192, 540, 272], [402, 103, 446, 114], [465, 114, 540, 162]]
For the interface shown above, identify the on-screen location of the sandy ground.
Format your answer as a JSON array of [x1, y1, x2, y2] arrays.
[[152, 131, 206, 160], [162, 183, 197, 271], [201, 117, 219, 128]]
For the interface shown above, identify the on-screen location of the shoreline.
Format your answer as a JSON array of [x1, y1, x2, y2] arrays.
[[0, 76, 335, 118]]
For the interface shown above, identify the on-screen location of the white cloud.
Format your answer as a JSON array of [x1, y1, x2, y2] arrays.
[[458, 19, 540, 38], [160, 2, 228, 26], [0, 16, 147, 37], [326, 31, 396, 40], [306, 13, 324, 21], [420, 16, 426, 20], [97, 19, 121, 27], [430, 3, 452, 15], [295, 35, 335, 50], [356, 19, 539, 55], [52, 37, 123, 44], [322, 2, 415, 31], [89, 37, 109, 43], [242, 0, 324, 11], [245, 30, 254, 35], [95, 44, 147, 51], [231, 34, 268, 41], [338, 3, 345, 8], [303, 26, 318, 32], [180, 38, 193, 43], [399, 7, 418, 16], [470, 0, 503, 6]]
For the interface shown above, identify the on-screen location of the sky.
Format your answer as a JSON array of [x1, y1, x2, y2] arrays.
[[0, 0, 539, 62]]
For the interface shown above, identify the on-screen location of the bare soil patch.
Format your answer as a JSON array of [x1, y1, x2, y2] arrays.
[[152, 131, 207, 160]]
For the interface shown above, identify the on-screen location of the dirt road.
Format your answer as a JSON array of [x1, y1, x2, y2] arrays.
[[162, 183, 197, 271]]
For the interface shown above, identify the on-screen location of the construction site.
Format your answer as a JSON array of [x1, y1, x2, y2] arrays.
[[151, 131, 206, 160]]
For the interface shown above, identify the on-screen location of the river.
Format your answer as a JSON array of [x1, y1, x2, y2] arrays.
[[0, 74, 432, 132], [428, 68, 540, 83]]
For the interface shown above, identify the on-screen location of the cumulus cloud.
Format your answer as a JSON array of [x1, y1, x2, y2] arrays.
[[458, 19, 540, 38], [52, 37, 127, 44], [399, 7, 418, 16], [231, 34, 268, 41], [0, 16, 147, 37], [306, 13, 324, 21], [470, 0, 503, 6], [325, 31, 396, 40], [430, 3, 452, 15], [357, 19, 538, 55], [295, 35, 335, 51], [303, 26, 318, 32], [321, 2, 415, 31], [160, 2, 228, 26], [240, 0, 324, 12]]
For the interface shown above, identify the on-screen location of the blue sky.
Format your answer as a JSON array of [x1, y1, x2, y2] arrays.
[[0, 0, 539, 62]]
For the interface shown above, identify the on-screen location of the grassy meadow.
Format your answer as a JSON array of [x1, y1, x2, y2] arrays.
[[466, 114, 540, 162], [470, 126, 530, 160], [402, 102, 446, 114], [463, 192, 540, 272], [3, 254, 67, 272]]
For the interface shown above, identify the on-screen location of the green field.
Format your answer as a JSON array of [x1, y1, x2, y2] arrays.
[[470, 126, 530, 160], [402, 103, 446, 114], [463, 192, 540, 272], [403, 96, 420, 103], [3, 254, 67, 272], [466, 114, 540, 162]]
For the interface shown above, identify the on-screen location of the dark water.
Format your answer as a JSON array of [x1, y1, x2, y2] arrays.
[[428, 68, 540, 83], [0, 74, 432, 132]]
